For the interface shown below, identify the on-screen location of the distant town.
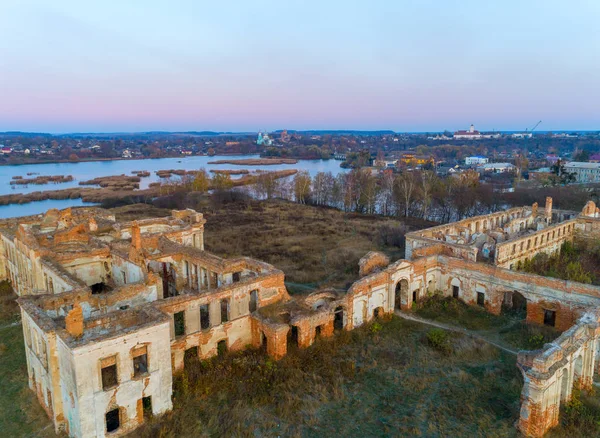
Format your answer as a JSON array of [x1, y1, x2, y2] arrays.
[[1, 126, 600, 191]]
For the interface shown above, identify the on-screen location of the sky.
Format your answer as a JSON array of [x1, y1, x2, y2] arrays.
[[0, 0, 599, 133]]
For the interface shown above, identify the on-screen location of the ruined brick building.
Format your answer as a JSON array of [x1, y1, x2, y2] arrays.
[[2, 198, 600, 437]]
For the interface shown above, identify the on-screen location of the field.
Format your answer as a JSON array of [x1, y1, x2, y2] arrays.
[[133, 316, 523, 438], [518, 239, 600, 286], [111, 199, 429, 291], [111, 198, 432, 291], [415, 295, 562, 351], [0, 282, 55, 438]]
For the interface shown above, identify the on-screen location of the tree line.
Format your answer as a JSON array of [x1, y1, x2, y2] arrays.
[[157, 168, 598, 224]]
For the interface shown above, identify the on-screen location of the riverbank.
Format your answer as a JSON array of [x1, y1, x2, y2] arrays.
[[207, 158, 298, 165], [0, 153, 305, 167], [0, 169, 298, 208], [9, 175, 74, 185], [0, 155, 345, 217], [0, 153, 242, 167], [210, 169, 250, 175]]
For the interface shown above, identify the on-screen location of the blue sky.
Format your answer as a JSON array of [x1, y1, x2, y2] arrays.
[[0, 0, 598, 133]]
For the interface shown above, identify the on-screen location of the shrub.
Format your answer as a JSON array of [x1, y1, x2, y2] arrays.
[[370, 321, 383, 334], [528, 334, 545, 349], [426, 328, 450, 353], [559, 388, 600, 434]]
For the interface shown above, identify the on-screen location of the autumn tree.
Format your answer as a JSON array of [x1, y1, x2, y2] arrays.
[[312, 172, 335, 205], [293, 171, 311, 204], [420, 171, 439, 219], [192, 169, 210, 193], [394, 171, 418, 217], [211, 173, 233, 191], [254, 172, 280, 200]]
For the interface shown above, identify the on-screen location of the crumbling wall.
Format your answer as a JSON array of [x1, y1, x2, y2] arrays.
[[517, 310, 600, 437], [65, 320, 173, 438], [111, 254, 144, 286], [358, 251, 390, 277], [495, 220, 577, 269], [21, 309, 65, 434], [63, 255, 111, 288]]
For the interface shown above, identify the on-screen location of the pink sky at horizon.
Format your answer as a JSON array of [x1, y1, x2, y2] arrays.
[[1, 0, 599, 133]]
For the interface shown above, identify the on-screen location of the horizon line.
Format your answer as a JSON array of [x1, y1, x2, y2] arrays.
[[1, 128, 599, 136]]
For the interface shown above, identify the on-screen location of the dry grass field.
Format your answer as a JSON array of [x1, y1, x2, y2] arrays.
[[133, 316, 524, 438], [112, 199, 432, 291]]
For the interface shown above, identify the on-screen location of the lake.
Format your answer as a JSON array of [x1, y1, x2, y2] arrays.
[[0, 155, 346, 219]]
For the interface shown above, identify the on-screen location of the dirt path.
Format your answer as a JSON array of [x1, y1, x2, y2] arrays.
[[395, 310, 519, 355]]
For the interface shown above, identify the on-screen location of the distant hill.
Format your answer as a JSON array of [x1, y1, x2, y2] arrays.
[[55, 131, 225, 138], [272, 129, 397, 135], [0, 131, 52, 137]]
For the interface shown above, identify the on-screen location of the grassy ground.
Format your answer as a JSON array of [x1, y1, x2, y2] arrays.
[[518, 239, 600, 286], [111, 199, 432, 291], [0, 281, 55, 438], [416, 295, 513, 331], [415, 295, 562, 351], [110, 203, 172, 222], [133, 316, 522, 438], [200, 199, 430, 291], [499, 320, 562, 351], [548, 388, 600, 437]]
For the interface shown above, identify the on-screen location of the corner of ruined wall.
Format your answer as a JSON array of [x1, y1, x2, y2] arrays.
[[358, 251, 390, 277]]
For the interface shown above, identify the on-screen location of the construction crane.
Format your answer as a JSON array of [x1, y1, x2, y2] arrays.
[[526, 120, 542, 133]]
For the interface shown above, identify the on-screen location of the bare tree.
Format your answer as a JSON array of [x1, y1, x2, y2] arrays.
[[293, 171, 312, 204], [394, 172, 418, 217]]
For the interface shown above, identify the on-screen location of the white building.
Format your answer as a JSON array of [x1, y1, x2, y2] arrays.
[[563, 162, 600, 183], [454, 125, 500, 140], [511, 132, 533, 139], [465, 156, 489, 166], [478, 162, 516, 173]]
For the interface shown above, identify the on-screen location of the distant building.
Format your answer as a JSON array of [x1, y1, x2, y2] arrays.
[[373, 159, 398, 168], [256, 132, 273, 146], [280, 130, 290, 142], [530, 167, 553, 181], [428, 134, 451, 141], [563, 162, 600, 183], [546, 154, 561, 165], [399, 154, 435, 167], [1, 146, 12, 154], [511, 132, 533, 139], [553, 133, 579, 138], [454, 124, 499, 140], [465, 156, 489, 166], [436, 166, 460, 177], [478, 163, 516, 173]]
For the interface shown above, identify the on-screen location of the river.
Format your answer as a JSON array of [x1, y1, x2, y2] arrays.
[[0, 155, 346, 219]]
